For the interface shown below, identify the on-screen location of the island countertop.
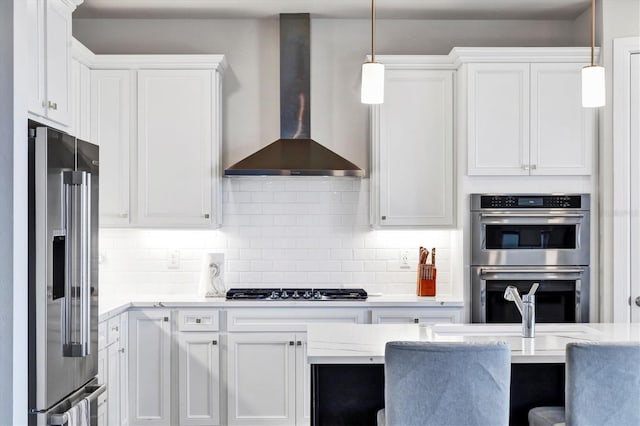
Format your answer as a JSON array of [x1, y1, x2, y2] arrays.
[[306, 322, 640, 364]]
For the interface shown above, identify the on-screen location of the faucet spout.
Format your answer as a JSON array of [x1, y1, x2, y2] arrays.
[[503, 286, 524, 315], [503, 284, 538, 338]]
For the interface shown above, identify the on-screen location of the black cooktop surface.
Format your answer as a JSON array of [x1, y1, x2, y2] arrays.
[[225, 288, 368, 301]]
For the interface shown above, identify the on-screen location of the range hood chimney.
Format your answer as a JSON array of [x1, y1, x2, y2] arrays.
[[225, 14, 364, 177]]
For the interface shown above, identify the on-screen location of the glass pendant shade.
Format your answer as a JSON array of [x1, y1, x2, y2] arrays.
[[361, 62, 385, 104], [582, 65, 605, 107]]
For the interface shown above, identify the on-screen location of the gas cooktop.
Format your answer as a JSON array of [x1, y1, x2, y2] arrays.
[[225, 288, 368, 301]]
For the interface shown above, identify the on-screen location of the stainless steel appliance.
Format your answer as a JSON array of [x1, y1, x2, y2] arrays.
[[28, 125, 104, 426], [470, 194, 590, 323], [226, 288, 368, 301]]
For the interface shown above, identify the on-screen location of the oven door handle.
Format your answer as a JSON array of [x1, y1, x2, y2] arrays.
[[479, 213, 585, 218], [480, 267, 586, 274]]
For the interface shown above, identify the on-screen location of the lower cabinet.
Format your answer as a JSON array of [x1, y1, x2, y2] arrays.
[[226, 332, 303, 426], [97, 313, 129, 426], [371, 307, 463, 324], [128, 309, 172, 426]]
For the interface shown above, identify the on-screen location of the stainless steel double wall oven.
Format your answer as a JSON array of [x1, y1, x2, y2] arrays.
[[471, 194, 590, 323]]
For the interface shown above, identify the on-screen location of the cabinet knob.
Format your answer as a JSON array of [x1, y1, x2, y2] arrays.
[[530, 164, 537, 170], [522, 165, 530, 171], [413, 318, 419, 324], [47, 100, 58, 110], [204, 213, 210, 219], [212, 340, 218, 345], [195, 318, 201, 324], [289, 341, 295, 346], [119, 212, 129, 218], [111, 325, 119, 331], [381, 216, 386, 220], [163, 317, 169, 322], [296, 341, 302, 346], [119, 348, 125, 353], [635, 296, 640, 307]]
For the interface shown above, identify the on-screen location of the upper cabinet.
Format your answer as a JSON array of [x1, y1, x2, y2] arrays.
[[370, 59, 455, 227], [28, 0, 81, 128], [464, 58, 595, 176], [88, 56, 226, 228]]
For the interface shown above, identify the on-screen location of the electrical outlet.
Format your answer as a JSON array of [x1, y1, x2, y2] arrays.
[[399, 251, 410, 268], [167, 250, 180, 269]]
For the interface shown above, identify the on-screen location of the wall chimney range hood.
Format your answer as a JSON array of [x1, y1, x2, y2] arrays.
[[224, 14, 364, 177]]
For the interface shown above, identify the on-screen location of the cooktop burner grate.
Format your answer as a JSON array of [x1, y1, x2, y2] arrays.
[[225, 288, 367, 301]]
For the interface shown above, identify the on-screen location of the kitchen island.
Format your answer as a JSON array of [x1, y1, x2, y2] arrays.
[[307, 323, 640, 426]]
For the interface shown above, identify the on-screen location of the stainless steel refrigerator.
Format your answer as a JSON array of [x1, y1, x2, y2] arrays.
[[28, 125, 104, 426]]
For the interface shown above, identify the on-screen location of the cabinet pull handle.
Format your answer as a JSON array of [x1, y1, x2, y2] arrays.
[[119, 348, 125, 353], [296, 341, 302, 346], [212, 340, 218, 345], [289, 341, 295, 346], [413, 318, 419, 324], [111, 326, 119, 331], [48, 101, 58, 110], [522, 164, 530, 171], [163, 317, 169, 322]]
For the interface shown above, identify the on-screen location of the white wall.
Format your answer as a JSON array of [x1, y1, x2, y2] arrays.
[[99, 177, 459, 304], [73, 17, 587, 172], [599, 0, 640, 321]]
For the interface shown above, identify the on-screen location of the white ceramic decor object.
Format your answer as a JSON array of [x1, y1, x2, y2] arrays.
[[198, 253, 225, 297]]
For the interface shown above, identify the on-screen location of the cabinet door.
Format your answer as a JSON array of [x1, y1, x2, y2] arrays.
[[227, 333, 296, 426], [178, 332, 220, 426], [371, 308, 463, 324], [137, 69, 214, 227], [44, 0, 72, 125], [295, 335, 310, 426], [372, 69, 454, 226], [71, 58, 92, 141], [467, 63, 530, 175], [91, 70, 132, 226], [119, 314, 130, 426], [107, 343, 121, 426], [128, 310, 171, 426], [530, 63, 594, 175], [27, 0, 45, 117]]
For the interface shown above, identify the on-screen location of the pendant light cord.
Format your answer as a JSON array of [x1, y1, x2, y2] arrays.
[[371, 0, 376, 63], [590, 0, 595, 66]]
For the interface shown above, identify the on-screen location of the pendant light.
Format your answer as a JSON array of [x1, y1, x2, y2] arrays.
[[582, 0, 605, 107], [361, 0, 384, 104]]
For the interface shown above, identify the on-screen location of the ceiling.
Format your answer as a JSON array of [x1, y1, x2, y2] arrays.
[[75, 0, 592, 20]]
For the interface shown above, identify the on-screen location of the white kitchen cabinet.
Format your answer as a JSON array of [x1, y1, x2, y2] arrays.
[[370, 67, 455, 227], [370, 307, 463, 324], [27, 0, 77, 128], [177, 310, 221, 426], [227, 332, 298, 426], [466, 62, 595, 176], [71, 39, 93, 141], [136, 69, 216, 227], [98, 314, 129, 426], [91, 69, 132, 226], [89, 56, 225, 228], [128, 309, 172, 426]]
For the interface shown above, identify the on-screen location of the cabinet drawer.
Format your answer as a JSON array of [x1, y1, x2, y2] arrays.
[[227, 308, 367, 332], [178, 310, 220, 331], [371, 307, 463, 325]]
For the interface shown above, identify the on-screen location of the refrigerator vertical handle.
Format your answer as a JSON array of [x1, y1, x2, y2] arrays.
[[62, 170, 91, 358]]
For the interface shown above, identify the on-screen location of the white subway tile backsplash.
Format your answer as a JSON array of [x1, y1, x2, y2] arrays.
[[99, 177, 459, 300]]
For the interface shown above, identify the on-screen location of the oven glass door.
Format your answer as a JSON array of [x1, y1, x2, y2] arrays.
[[486, 280, 576, 323]]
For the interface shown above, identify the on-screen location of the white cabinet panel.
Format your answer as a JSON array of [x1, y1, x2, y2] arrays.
[[137, 69, 214, 227], [467, 63, 530, 175], [27, 0, 45, 116], [295, 337, 310, 426], [71, 58, 91, 141], [91, 70, 132, 226], [178, 332, 221, 426], [371, 68, 455, 227], [371, 307, 463, 325], [128, 310, 171, 426], [530, 63, 594, 175], [227, 333, 296, 426], [107, 344, 121, 426]]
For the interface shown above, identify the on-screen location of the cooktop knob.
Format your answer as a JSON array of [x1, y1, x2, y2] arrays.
[[292, 291, 300, 299], [270, 291, 279, 299], [281, 290, 289, 299], [313, 290, 322, 300], [303, 291, 312, 299]]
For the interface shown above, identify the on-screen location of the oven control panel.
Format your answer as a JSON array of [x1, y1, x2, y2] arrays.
[[479, 195, 583, 209]]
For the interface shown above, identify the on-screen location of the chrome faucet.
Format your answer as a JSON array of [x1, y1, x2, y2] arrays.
[[504, 283, 539, 338]]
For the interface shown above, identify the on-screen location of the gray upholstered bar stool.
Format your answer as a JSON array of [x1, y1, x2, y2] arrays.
[[377, 341, 511, 426], [529, 342, 640, 426]]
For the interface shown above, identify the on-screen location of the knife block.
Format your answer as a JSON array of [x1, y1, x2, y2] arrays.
[[417, 265, 436, 297]]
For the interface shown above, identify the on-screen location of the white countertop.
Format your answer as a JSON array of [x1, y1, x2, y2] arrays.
[[306, 322, 640, 364], [98, 294, 464, 322]]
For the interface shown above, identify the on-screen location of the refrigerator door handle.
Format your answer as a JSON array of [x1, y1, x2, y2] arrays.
[[62, 170, 92, 358]]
